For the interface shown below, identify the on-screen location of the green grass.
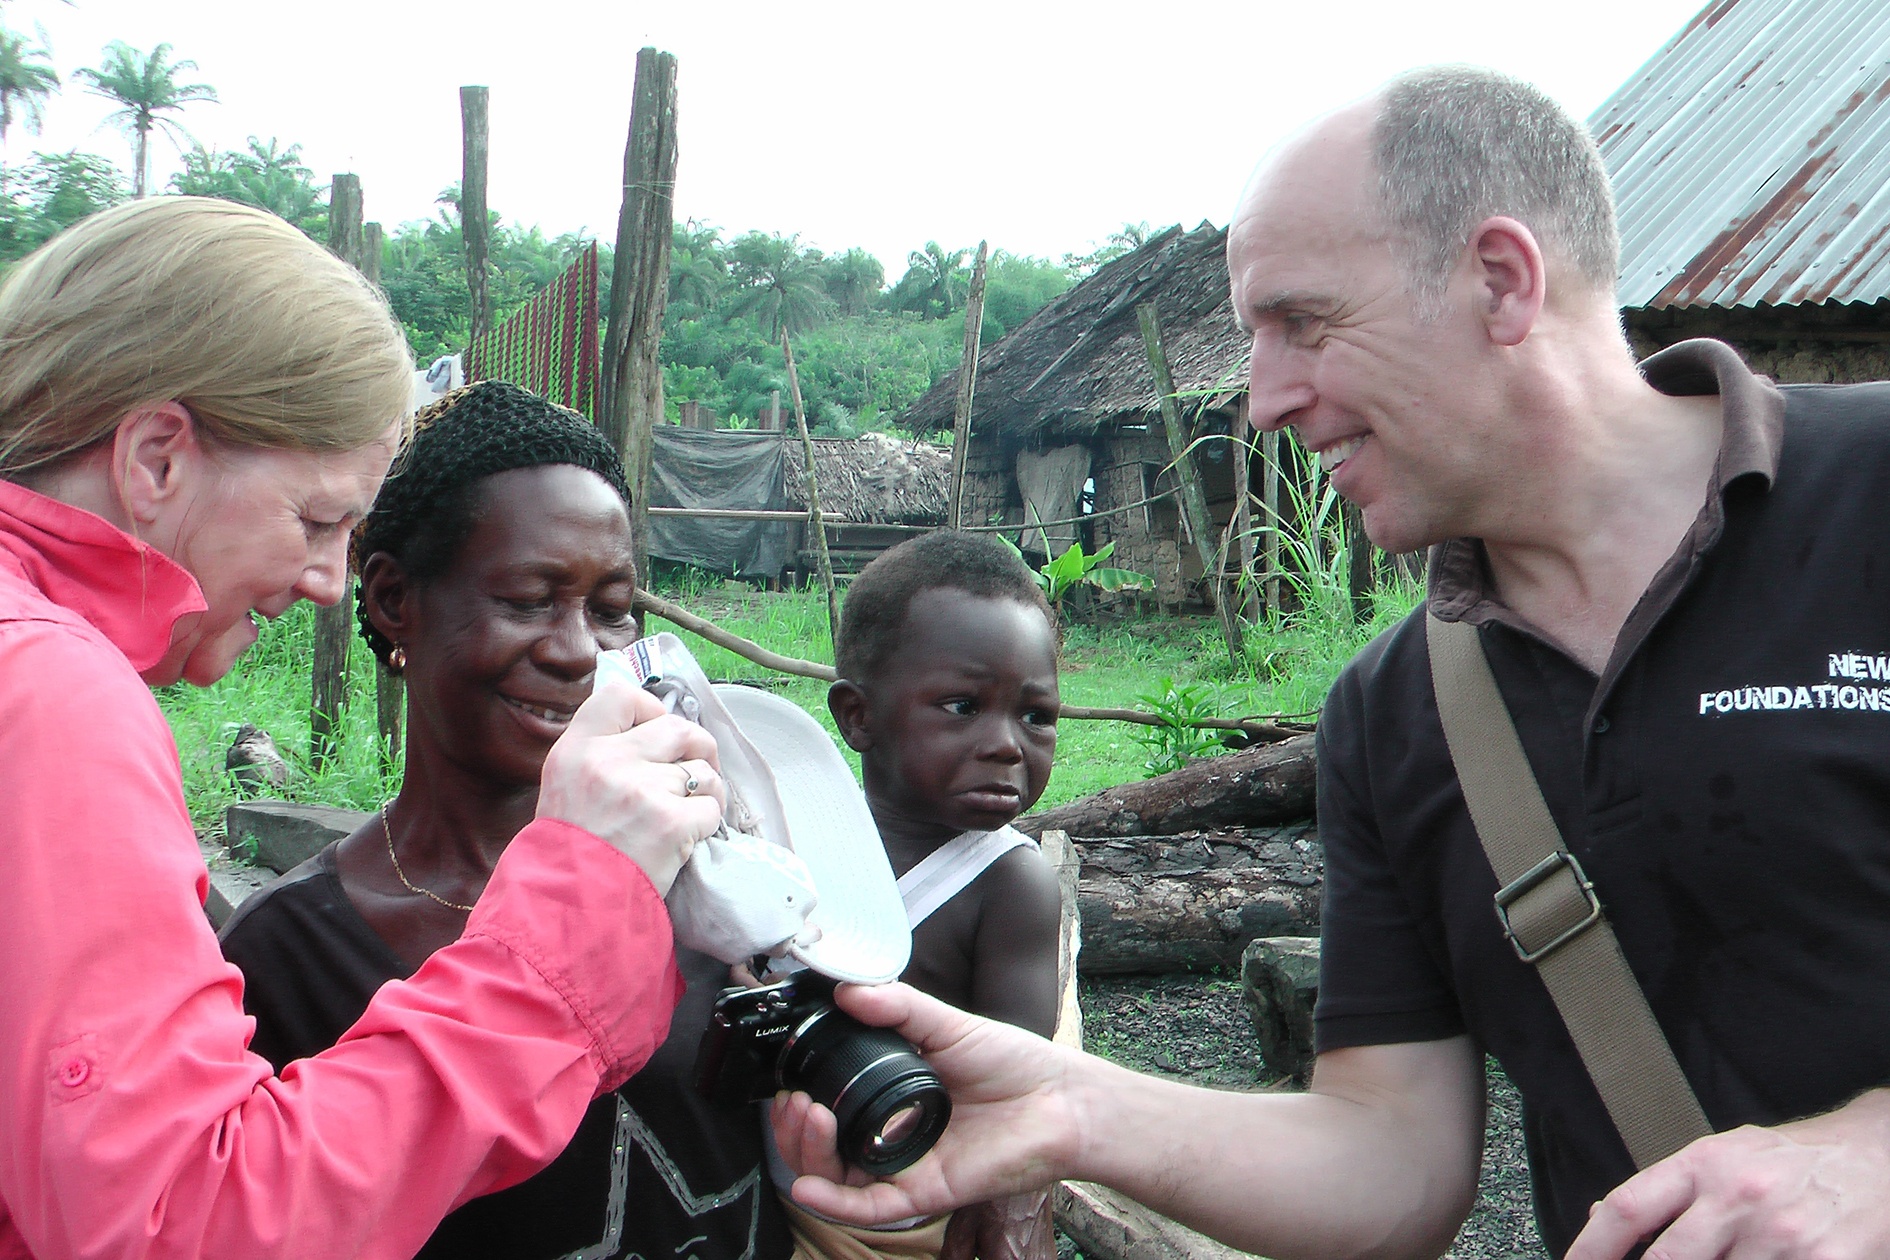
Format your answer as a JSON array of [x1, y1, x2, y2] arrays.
[[640, 570, 1421, 809], [159, 561, 1420, 828], [158, 602, 403, 832], [162, 426, 1412, 825]]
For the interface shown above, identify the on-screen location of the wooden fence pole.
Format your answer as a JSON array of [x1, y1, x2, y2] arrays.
[[311, 174, 365, 773], [781, 332, 840, 643], [460, 86, 491, 346], [1261, 426, 1281, 615], [360, 218, 402, 772], [1233, 397, 1258, 621], [600, 48, 679, 580], [361, 221, 383, 287], [1344, 499, 1375, 626], [947, 241, 989, 530], [1136, 301, 1243, 667], [1041, 827, 1083, 1050]]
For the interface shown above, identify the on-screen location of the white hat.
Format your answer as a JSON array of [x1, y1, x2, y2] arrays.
[[596, 636, 910, 985], [714, 683, 911, 985]]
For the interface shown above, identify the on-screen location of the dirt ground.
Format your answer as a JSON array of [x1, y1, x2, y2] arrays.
[[1078, 973, 1545, 1260]]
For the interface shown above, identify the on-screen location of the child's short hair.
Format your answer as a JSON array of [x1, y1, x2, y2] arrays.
[[836, 531, 1056, 684]]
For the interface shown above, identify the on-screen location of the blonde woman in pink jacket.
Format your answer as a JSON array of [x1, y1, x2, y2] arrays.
[[0, 198, 717, 1258]]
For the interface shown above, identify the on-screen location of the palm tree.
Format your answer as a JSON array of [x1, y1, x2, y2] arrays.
[[903, 241, 970, 315], [667, 247, 727, 315], [823, 247, 885, 318], [76, 41, 217, 197], [232, 137, 321, 224], [673, 218, 723, 259], [1108, 221, 1155, 252], [173, 136, 325, 233], [727, 232, 831, 341], [0, 20, 58, 158]]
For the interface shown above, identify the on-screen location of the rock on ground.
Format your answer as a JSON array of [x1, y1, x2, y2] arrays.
[[1079, 973, 1545, 1260]]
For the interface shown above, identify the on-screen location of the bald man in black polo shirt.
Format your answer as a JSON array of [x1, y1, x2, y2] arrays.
[[773, 67, 1890, 1260]]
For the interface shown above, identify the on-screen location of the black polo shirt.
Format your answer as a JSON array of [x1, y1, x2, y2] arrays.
[[1313, 340, 1890, 1257]]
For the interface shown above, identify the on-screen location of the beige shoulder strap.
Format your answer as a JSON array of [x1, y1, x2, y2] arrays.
[[1425, 613, 1710, 1169]]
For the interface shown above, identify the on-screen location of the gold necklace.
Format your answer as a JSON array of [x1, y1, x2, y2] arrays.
[[381, 800, 477, 913]]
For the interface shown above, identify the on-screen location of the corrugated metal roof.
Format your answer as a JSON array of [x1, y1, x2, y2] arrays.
[[1595, 0, 1890, 309]]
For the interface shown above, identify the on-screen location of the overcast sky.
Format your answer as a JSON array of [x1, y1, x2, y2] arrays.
[[7, 0, 1708, 270]]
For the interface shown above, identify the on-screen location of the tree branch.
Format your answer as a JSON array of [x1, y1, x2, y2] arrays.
[[632, 590, 1315, 743]]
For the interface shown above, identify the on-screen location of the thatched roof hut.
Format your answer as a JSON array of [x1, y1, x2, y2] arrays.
[[783, 432, 950, 524], [893, 222, 1255, 607], [899, 221, 1248, 440]]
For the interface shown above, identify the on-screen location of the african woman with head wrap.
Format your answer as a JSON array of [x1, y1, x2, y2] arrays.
[[221, 381, 794, 1260]]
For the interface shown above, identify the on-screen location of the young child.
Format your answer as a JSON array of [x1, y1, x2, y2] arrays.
[[821, 531, 1065, 1260]]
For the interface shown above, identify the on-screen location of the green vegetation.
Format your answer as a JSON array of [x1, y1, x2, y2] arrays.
[[170, 136, 326, 237], [0, 19, 1398, 829], [0, 21, 1087, 431], [656, 222, 1072, 434], [159, 603, 402, 829], [159, 562, 1418, 830], [75, 41, 217, 198], [0, 21, 58, 150], [1131, 677, 1227, 777], [1001, 537, 1153, 607], [0, 149, 125, 258]]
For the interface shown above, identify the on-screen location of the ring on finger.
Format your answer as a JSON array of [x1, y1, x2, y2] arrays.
[[682, 765, 700, 796]]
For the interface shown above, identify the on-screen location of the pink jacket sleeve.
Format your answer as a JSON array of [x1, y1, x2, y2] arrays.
[[0, 618, 684, 1259]]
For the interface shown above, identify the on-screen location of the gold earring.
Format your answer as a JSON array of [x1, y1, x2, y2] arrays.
[[388, 645, 407, 673]]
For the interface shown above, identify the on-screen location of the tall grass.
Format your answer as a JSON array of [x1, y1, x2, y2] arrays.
[[1238, 428, 1423, 697], [158, 603, 401, 830]]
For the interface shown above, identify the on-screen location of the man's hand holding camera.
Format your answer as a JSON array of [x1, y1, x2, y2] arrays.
[[770, 983, 1079, 1222]]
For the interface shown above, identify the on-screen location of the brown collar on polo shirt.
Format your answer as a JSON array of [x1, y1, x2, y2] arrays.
[[1425, 339, 1787, 701]]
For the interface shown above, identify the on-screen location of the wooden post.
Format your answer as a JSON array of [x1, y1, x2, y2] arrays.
[[327, 173, 362, 268], [311, 174, 365, 773], [600, 48, 679, 580], [1040, 829, 1083, 1051], [1344, 499, 1375, 626], [360, 218, 401, 772], [361, 222, 383, 286], [782, 332, 840, 643], [1261, 426, 1281, 615], [947, 240, 989, 530], [1137, 301, 1243, 666], [460, 86, 492, 346], [1232, 399, 1258, 621]]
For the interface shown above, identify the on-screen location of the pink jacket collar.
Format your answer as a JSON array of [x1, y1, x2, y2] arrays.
[[0, 478, 207, 673]]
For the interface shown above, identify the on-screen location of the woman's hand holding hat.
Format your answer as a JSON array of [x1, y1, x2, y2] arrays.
[[536, 678, 726, 896]]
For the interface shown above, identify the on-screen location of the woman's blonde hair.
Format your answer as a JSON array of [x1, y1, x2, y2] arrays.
[[0, 196, 414, 478]]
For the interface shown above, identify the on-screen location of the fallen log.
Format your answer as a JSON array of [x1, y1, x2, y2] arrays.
[[1073, 824, 1323, 975], [1055, 1182, 1264, 1260], [1021, 735, 1316, 839]]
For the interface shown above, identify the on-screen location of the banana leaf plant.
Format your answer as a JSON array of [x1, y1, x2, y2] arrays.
[[1001, 537, 1154, 606]]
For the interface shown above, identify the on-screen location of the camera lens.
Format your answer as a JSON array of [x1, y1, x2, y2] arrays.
[[779, 1008, 952, 1175], [877, 1103, 923, 1146]]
